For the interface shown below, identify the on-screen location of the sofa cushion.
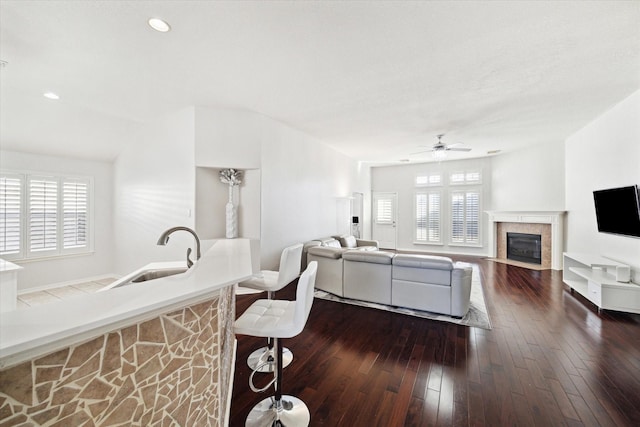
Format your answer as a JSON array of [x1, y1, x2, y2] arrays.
[[339, 235, 357, 248], [322, 239, 342, 248], [392, 254, 453, 286], [392, 254, 453, 270], [343, 250, 394, 265], [307, 246, 344, 259]]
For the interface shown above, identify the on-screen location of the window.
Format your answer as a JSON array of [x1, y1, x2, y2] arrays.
[[415, 191, 441, 243], [0, 174, 22, 255], [0, 171, 92, 260], [415, 173, 442, 187], [451, 190, 480, 245], [63, 179, 89, 249], [450, 170, 482, 185], [375, 197, 393, 224], [28, 176, 58, 253]]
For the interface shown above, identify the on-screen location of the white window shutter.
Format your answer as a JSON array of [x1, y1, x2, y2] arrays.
[[466, 191, 480, 243], [0, 175, 22, 255], [63, 179, 89, 249], [416, 194, 427, 240], [415, 191, 441, 243], [451, 190, 480, 244], [428, 192, 441, 242], [376, 198, 393, 224], [451, 192, 465, 243], [29, 176, 58, 252]]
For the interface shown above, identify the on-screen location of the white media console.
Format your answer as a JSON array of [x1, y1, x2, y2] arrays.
[[563, 252, 640, 314]]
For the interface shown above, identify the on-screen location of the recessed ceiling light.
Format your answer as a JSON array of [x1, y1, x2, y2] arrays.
[[399, 159, 410, 162], [43, 92, 60, 100], [148, 17, 171, 32]]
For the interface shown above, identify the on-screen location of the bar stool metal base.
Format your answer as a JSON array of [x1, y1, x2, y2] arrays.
[[247, 346, 293, 372], [245, 395, 310, 427]]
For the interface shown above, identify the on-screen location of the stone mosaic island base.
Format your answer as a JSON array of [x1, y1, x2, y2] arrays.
[[0, 287, 235, 426]]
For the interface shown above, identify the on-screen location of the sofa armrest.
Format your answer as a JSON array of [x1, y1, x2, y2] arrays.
[[302, 241, 322, 271], [307, 246, 345, 259], [356, 238, 379, 248], [450, 262, 473, 317]]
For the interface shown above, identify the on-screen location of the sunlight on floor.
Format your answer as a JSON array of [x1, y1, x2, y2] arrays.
[[17, 278, 117, 309]]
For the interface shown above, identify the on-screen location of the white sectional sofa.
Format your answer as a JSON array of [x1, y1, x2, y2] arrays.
[[308, 246, 473, 318]]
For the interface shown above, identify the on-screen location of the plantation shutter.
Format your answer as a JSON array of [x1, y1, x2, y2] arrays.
[[466, 191, 480, 243], [29, 176, 58, 252], [416, 192, 441, 243], [0, 174, 22, 255], [451, 190, 480, 244], [416, 194, 427, 240], [428, 193, 441, 242], [63, 179, 88, 249], [451, 193, 465, 243], [376, 198, 393, 224]]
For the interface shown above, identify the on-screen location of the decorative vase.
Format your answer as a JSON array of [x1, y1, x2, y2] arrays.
[[225, 185, 238, 239], [219, 168, 242, 239]]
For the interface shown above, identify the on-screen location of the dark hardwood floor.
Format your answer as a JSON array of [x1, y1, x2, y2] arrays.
[[230, 256, 640, 426]]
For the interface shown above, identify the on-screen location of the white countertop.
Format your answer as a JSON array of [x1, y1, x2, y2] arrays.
[[0, 238, 255, 368], [0, 258, 23, 274]]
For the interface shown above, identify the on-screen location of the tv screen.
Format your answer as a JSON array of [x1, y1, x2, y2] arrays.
[[593, 185, 640, 238]]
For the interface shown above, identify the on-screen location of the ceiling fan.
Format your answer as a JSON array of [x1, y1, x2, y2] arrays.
[[413, 134, 471, 158]]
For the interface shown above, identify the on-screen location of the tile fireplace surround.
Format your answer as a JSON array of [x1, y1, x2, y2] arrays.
[[486, 211, 566, 270]]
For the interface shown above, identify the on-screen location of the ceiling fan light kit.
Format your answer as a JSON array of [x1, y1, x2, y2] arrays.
[[414, 134, 472, 160]]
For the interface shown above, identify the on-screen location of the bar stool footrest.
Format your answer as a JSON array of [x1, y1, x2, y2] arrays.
[[245, 395, 310, 427], [247, 346, 293, 372]]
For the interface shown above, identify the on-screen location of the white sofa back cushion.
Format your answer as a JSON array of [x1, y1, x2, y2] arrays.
[[323, 239, 342, 248], [339, 235, 357, 248], [392, 254, 453, 286]]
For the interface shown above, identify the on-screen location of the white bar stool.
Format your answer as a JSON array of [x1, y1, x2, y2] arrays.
[[234, 261, 318, 427], [239, 243, 303, 372]]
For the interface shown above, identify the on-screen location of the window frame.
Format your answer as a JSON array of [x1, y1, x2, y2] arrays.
[[414, 190, 443, 245], [0, 170, 94, 261], [449, 187, 482, 247], [415, 172, 443, 187], [450, 169, 482, 186]]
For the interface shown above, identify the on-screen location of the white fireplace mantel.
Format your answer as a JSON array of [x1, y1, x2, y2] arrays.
[[486, 211, 566, 270]]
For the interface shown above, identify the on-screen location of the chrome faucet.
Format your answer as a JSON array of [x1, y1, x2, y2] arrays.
[[157, 226, 201, 268]]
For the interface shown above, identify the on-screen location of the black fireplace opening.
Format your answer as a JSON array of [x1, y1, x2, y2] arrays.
[[507, 232, 542, 264]]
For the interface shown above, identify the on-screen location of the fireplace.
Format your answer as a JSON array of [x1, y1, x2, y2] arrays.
[[486, 211, 566, 270], [507, 232, 541, 264]]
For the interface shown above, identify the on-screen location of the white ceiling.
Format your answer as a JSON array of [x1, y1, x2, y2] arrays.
[[1, 1, 639, 163]]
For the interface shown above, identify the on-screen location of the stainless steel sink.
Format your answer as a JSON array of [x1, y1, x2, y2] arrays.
[[111, 267, 188, 288], [130, 268, 188, 283]]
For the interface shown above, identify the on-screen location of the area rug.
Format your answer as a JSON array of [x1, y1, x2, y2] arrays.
[[313, 265, 492, 330]]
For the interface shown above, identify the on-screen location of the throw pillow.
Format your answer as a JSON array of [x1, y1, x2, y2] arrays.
[[340, 235, 357, 248]]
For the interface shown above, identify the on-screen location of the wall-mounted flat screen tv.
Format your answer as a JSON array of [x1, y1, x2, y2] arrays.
[[593, 185, 640, 238]]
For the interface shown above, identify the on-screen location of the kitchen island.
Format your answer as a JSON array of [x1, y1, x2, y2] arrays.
[[0, 238, 255, 426]]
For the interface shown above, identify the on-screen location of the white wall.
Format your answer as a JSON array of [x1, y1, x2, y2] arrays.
[[0, 150, 114, 290], [565, 90, 640, 279], [192, 106, 363, 270], [260, 121, 360, 268], [113, 107, 196, 275], [491, 141, 565, 211], [372, 158, 492, 256]]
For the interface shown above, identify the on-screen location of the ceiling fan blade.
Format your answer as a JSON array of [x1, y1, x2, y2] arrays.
[[446, 147, 472, 152], [410, 149, 433, 155]]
